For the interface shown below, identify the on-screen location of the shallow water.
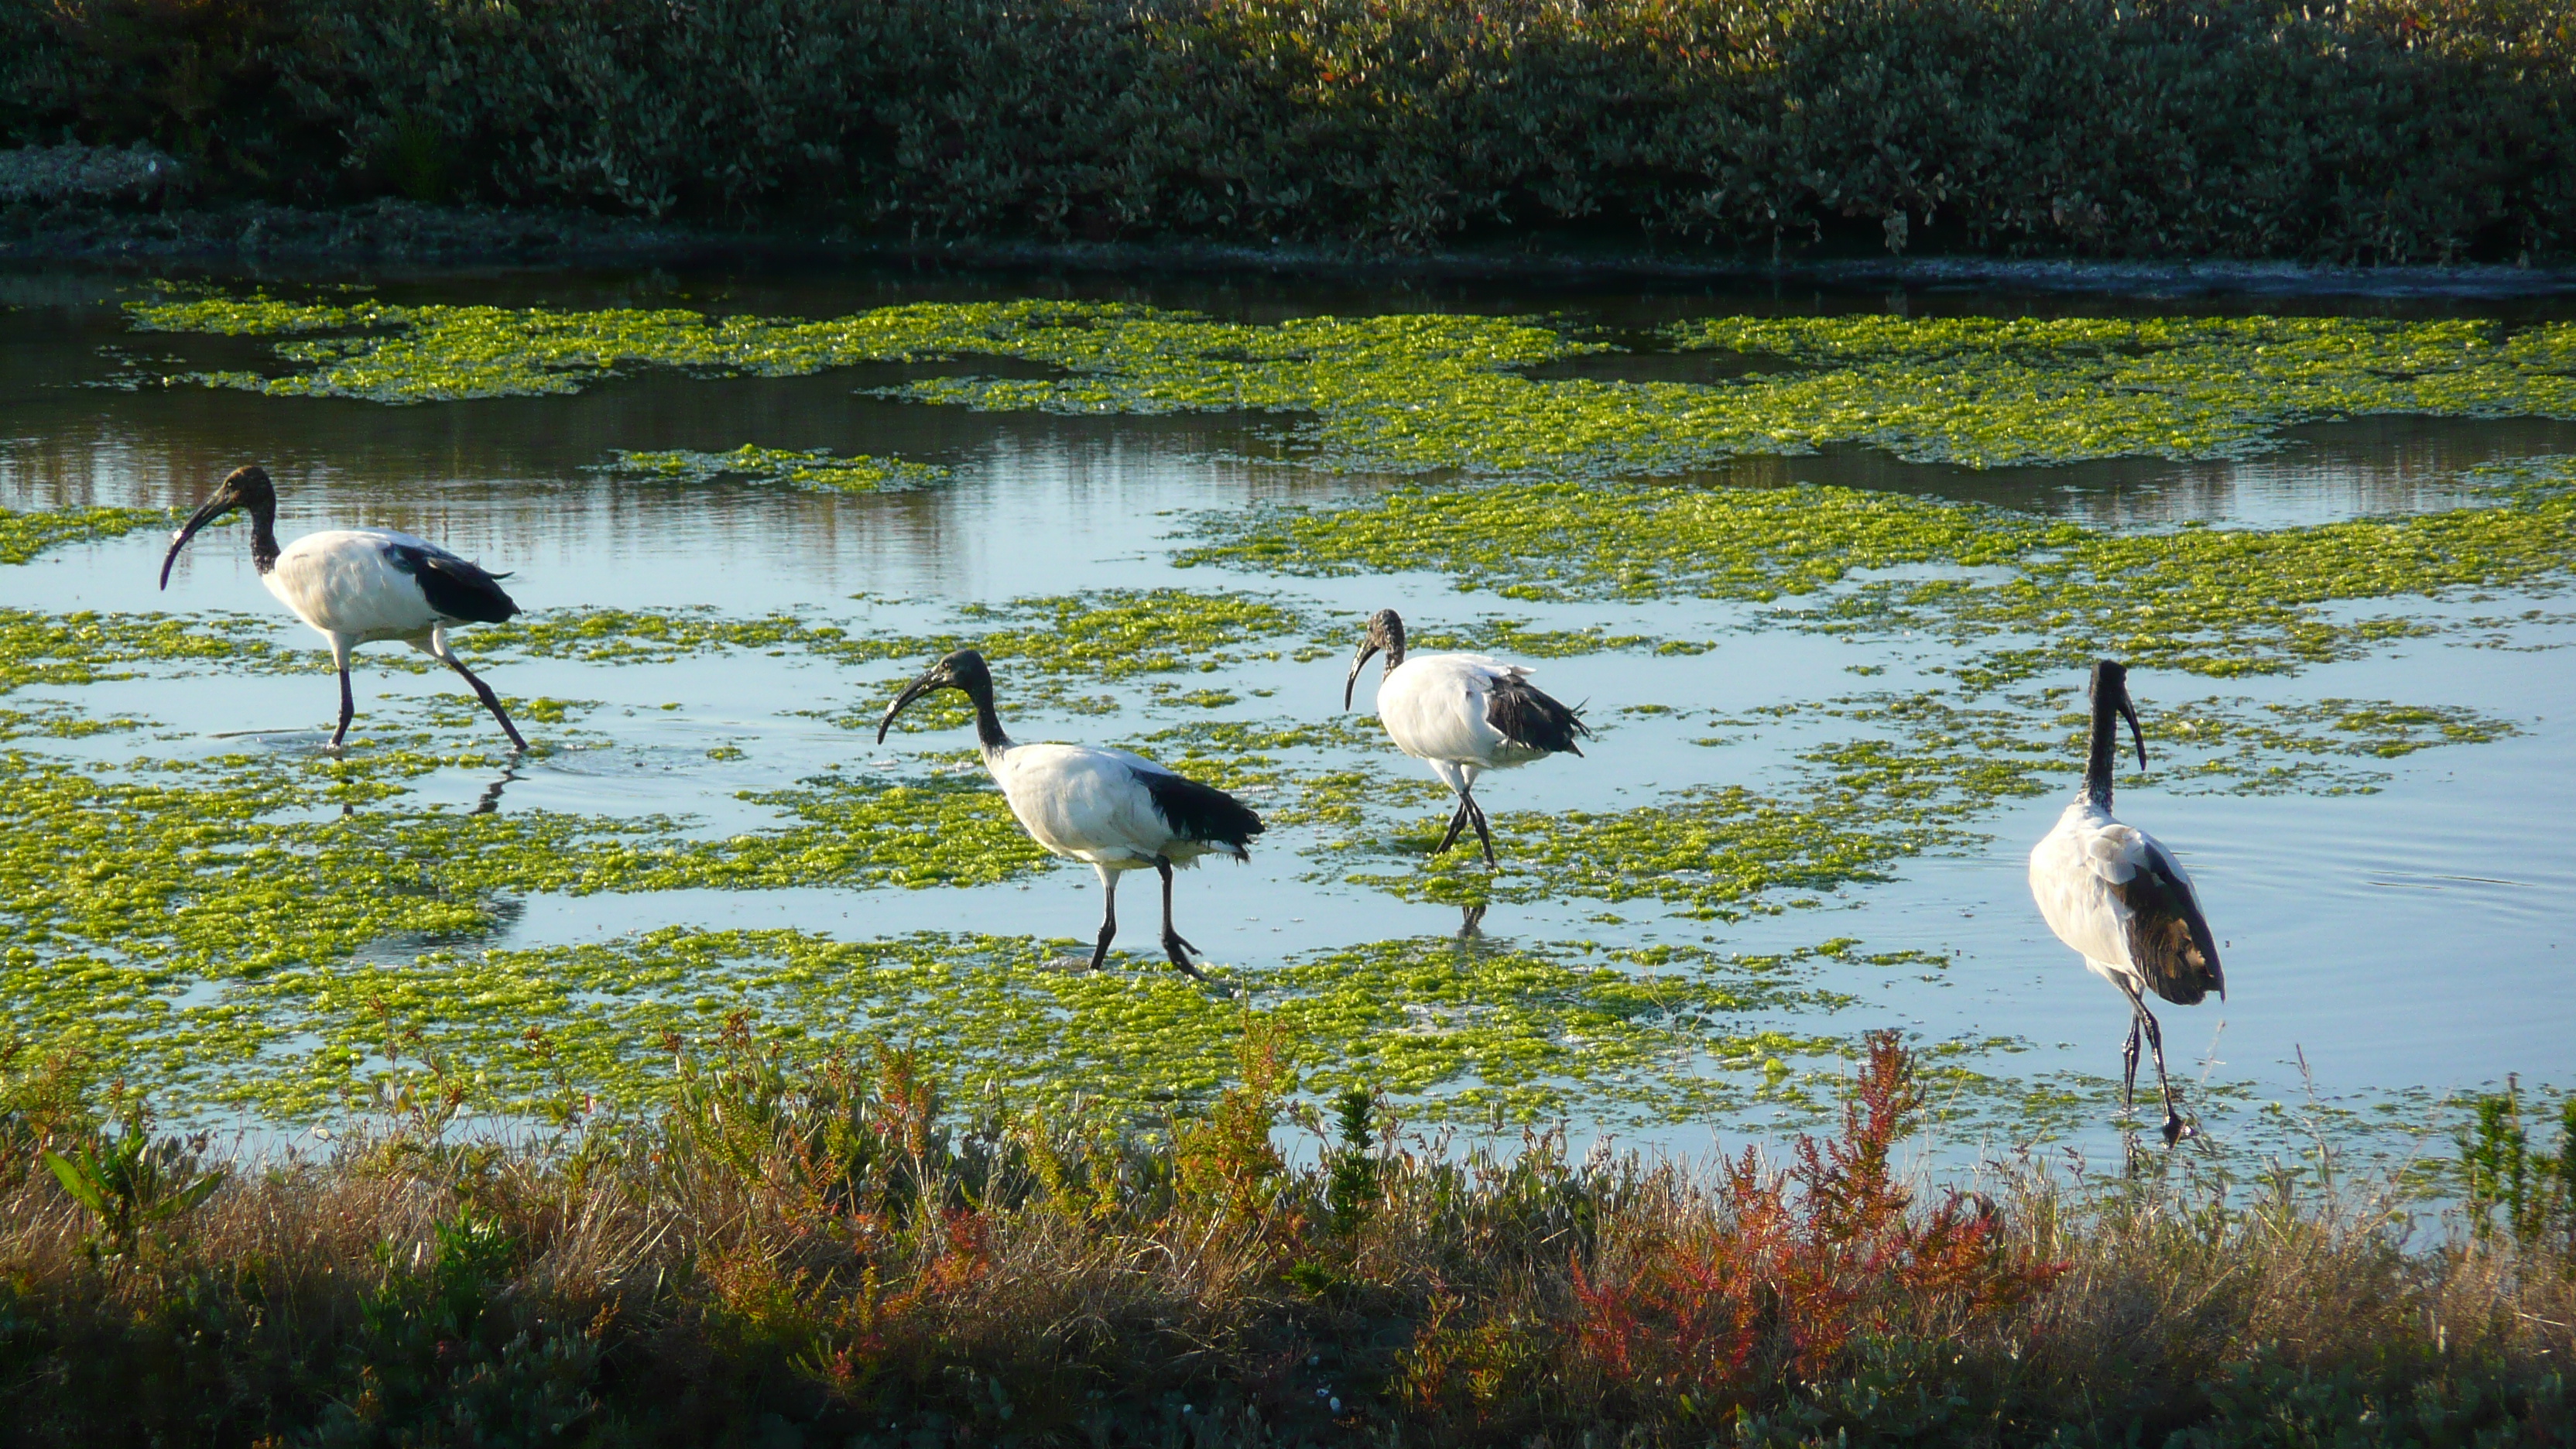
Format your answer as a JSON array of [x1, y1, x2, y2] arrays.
[[1, 262, 2569, 1173]]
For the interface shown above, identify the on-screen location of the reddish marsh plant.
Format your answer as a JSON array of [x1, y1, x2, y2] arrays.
[[1410, 1031, 2064, 1427]]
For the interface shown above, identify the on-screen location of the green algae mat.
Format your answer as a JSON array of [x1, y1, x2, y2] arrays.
[[128, 293, 2576, 470], [2, 287, 2569, 1143]]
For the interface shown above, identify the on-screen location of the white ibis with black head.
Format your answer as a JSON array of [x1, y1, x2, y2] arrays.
[[878, 649, 1263, 980], [1343, 608, 1591, 866], [159, 464, 529, 752], [2029, 659, 2225, 1146]]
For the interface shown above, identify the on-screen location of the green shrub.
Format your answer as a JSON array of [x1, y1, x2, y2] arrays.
[[2, 0, 2570, 260]]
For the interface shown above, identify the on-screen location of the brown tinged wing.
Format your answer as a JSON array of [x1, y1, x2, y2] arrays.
[[2112, 838, 2225, 1006]]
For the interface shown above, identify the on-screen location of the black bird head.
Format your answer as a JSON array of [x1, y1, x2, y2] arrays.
[[1344, 608, 1407, 710], [878, 649, 995, 742], [2089, 658, 2149, 773], [160, 464, 278, 588]]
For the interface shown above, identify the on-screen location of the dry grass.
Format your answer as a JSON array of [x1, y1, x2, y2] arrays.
[[0, 1028, 2568, 1445]]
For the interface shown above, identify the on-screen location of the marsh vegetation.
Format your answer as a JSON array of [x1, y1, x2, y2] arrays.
[[0, 265, 2568, 1437]]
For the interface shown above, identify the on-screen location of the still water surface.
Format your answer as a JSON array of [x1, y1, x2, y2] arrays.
[[2, 262, 2568, 1169]]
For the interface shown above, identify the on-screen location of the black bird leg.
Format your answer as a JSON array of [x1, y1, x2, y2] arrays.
[[2139, 1003, 2189, 1146], [1155, 858, 1208, 981], [2121, 1018, 2143, 1108], [1463, 792, 1499, 867], [443, 656, 529, 752], [2113, 975, 2190, 1145], [1432, 798, 1471, 855], [1088, 870, 1120, 971], [329, 666, 356, 750]]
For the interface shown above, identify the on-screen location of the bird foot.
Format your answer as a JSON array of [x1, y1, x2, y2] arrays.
[[1162, 933, 1208, 979], [2160, 1114, 2194, 1148]]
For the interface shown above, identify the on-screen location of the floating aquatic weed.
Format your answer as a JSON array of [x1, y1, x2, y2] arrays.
[[598, 445, 951, 494], [0, 608, 284, 693], [1337, 678, 2523, 913], [1187, 461, 2576, 687], [1124, 716, 1447, 827], [172, 927, 1896, 1125], [940, 590, 1315, 678], [474, 608, 816, 665], [1351, 786, 1949, 917], [1184, 480, 2064, 603], [0, 504, 179, 565], [0, 701, 149, 740], [1387, 615, 1714, 659], [1668, 314, 2576, 468], [694, 774, 1049, 889], [2084, 694, 2516, 794], [479, 591, 1317, 703], [2458, 607, 2576, 651], [1799, 690, 2519, 800], [0, 728, 1116, 1113], [130, 293, 2576, 471]]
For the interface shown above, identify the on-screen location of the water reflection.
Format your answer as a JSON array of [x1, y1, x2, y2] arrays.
[[1665, 415, 2576, 527], [7, 274, 2571, 594], [471, 762, 521, 816]]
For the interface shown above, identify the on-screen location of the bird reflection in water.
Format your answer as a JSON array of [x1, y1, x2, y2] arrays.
[[472, 762, 522, 816], [327, 762, 519, 820], [1458, 903, 1488, 938]]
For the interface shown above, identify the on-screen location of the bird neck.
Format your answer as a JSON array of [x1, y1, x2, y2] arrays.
[[246, 500, 280, 574], [963, 677, 1012, 759], [1382, 625, 1406, 673], [2082, 687, 2119, 808]]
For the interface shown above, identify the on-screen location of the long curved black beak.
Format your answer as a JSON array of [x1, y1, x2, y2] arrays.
[[2118, 690, 2148, 773], [876, 669, 947, 744], [158, 496, 237, 590], [1343, 641, 1381, 711]]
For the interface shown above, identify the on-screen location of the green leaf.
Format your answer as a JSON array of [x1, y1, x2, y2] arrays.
[[40, 1149, 107, 1216]]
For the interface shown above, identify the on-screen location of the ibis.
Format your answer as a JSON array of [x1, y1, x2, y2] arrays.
[[159, 464, 529, 752], [2028, 659, 2225, 1146], [877, 649, 1263, 979], [1342, 608, 1591, 866]]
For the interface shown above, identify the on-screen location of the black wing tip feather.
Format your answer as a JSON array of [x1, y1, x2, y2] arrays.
[[1137, 769, 1266, 849], [389, 543, 522, 624], [1486, 674, 1591, 755]]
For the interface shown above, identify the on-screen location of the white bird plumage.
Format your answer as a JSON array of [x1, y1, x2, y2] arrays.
[[159, 464, 529, 752], [879, 649, 1263, 978], [1344, 608, 1591, 865], [2028, 659, 2225, 1146], [985, 742, 1244, 872]]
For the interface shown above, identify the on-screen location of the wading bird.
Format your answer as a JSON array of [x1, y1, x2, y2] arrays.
[[1342, 608, 1591, 867], [159, 464, 529, 752], [2029, 659, 2225, 1146], [878, 649, 1262, 979]]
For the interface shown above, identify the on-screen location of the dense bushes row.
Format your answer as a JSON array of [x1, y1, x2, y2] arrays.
[[1, 0, 2571, 262]]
